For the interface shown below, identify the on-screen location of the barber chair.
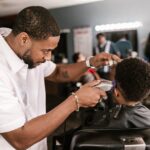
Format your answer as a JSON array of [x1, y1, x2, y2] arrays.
[[70, 128, 150, 150]]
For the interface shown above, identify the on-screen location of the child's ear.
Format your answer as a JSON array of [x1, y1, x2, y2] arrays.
[[114, 88, 119, 97]]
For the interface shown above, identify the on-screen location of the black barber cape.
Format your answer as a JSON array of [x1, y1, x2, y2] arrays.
[[88, 103, 150, 129]]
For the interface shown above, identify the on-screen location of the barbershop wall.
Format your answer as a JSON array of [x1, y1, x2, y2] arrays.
[[50, 0, 150, 62]]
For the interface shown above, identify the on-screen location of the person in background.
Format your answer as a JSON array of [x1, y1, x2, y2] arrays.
[[72, 52, 100, 85], [144, 33, 150, 62], [0, 6, 120, 150], [116, 33, 133, 59], [93, 33, 120, 79], [93, 33, 120, 56]]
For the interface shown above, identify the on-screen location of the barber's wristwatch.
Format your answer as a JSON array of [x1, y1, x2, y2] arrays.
[[85, 56, 96, 69]]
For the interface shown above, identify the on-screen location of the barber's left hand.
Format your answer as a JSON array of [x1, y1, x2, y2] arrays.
[[90, 52, 121, 68]]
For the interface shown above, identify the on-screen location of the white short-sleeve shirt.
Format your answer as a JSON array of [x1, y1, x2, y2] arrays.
[[0, 32, 56, 150]]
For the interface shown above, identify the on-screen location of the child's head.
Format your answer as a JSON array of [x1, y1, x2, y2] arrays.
[[114, 58, 150, 105]]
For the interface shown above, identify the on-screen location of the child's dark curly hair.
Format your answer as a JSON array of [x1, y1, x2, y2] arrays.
[[115, 58, 150, 102]]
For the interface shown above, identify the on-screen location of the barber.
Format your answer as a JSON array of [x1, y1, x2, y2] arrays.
[[0, 6, 120, 150]]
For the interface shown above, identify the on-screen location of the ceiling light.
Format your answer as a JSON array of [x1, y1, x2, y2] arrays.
[[95, 21, 143, 32]]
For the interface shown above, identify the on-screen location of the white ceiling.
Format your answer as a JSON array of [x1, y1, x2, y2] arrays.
[[0, 0, 104, 17]]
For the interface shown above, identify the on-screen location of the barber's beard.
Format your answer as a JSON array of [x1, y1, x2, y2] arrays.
[[22, 50, 36, 69]]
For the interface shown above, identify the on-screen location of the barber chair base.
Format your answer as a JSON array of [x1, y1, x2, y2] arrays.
[[70, 128, 150, 150]]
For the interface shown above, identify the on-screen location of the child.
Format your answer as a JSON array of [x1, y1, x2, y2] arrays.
[[91, 58, 150, 128]]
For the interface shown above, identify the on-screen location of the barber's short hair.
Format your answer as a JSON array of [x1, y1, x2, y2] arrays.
[[12, 6, 60, 40], [96, 33, 105, 39], [115, 58, 150, 102]]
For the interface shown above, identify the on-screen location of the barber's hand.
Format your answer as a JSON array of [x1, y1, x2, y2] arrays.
[[90, 52, 121, 68], [75, 80, 106, 108]]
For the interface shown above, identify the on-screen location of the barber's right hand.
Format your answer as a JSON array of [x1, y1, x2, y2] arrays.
[[75, 80, 107, 108]]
